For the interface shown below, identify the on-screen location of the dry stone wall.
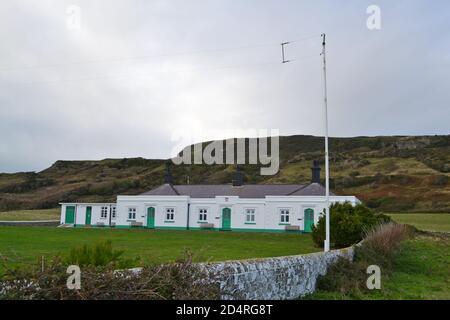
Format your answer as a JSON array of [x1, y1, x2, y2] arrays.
[[203, 247, 354, 300]]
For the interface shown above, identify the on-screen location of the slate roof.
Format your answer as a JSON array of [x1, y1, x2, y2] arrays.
[[141, 182, 335, 198], [289, 183, 336, 196]]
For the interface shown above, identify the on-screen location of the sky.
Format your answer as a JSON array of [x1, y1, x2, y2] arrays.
[[0, 0, 449, 172]]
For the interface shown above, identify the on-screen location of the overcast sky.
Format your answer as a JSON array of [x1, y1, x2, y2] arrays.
[[1, 0, 449, 172]]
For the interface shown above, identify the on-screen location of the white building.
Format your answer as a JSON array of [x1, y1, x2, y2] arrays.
[[60, 162, 359, 233]]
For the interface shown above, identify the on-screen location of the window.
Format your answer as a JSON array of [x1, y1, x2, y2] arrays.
[[165, 208, 175, 221], [128, 208, 137, 220], [245, 208, 255, 223], [198, 208, 208, 222], [111, 206, 116, 219], [280, 209, 290, 223], [101, 206, 108, 218]]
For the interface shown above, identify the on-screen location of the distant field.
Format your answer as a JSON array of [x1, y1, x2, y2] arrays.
[[0, 209, 60, 221], [388, 213, 450, 233], [0, 227, 317, 271]]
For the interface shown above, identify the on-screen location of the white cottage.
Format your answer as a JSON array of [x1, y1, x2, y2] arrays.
[[60, 162, 359, 233]]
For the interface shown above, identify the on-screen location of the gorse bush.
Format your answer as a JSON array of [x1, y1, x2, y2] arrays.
[[66, 240, 138, 269], [311, 202, 391, 248]]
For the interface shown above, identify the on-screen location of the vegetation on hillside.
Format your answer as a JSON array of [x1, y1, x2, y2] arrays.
[[0, 135, 449, 212]]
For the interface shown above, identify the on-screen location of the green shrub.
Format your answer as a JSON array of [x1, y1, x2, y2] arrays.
[[66, 240, 137, 269], [431, 175, 449, 186], [311, 202, 391, 248], [316, 256, 367, 296], [349, 171, 360, 178]]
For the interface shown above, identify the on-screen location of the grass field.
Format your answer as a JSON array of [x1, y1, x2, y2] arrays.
[[0, 209, 60, 221], [307, 235, 450, 300], [0, 227, 317, 271], [388, 213, 450, 232]]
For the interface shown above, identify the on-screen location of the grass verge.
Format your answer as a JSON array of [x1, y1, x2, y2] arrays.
[[307, 233, 450, 299], [0, 226, 317, 272]]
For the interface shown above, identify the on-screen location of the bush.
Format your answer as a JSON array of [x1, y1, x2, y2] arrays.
[[315, 222, 414, 296], [356, 222, 413, 270], [315, 256, 367, 295], [311, 202, 391, 248], [66, 240, 138, 269], [431, 175, 449, 186], [0, 251, 218, 300], [349, 171, 360, 178]]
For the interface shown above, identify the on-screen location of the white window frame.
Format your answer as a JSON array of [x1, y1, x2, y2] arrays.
[[111, 206, 116, 219], [279, 208, 291, 224], [100, 206, 108, 219], [128, 207, 137, 220], [245, 208, 256, 223], [198, 208, 208, 222], [165, 207, 175, 221]]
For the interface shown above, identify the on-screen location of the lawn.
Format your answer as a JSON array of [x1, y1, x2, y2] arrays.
[[388, 213, 450, 233], [0, 209, 60, 221], [0, 227, 317, 271], [307, 235, 450, 300]]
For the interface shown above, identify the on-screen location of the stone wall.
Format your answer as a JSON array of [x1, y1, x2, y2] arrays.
[[203, 247, 354, 300]]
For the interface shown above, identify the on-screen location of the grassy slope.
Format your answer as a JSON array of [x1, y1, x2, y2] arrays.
[[0, 135, 449, 213], [0, 227, 317, 270], [309, 236, 450, 300], [388, 213, 450, 232], [0, 209, 60, 221]]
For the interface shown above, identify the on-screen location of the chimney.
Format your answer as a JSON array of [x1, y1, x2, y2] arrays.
[[164, 161, 174, 184], [232, 165, 244, 187], [311, 160, 321, 183]]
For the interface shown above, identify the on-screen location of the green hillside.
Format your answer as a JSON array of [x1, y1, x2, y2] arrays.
[[0, 135, 449, 213]]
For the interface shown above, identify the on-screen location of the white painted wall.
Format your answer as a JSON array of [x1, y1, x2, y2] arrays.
[[60, 203, 116, 226], [116, 195, 189, 228], [61, 195, 359, 232]]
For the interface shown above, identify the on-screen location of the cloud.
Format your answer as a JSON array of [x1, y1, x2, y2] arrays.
[[0, 0, 449, 172]]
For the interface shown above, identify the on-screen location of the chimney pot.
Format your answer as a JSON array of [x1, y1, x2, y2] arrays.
[[311, 160, 321, 183], [232, 165, 244, 187], [164, 161, 174, 184]]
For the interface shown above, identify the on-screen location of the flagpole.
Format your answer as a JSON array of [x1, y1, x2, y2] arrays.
[[321, 33, 330, 252]]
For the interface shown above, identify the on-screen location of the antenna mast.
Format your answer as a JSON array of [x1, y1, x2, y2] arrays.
[[321, 33, 330, 253], [281, 42, 291, 63]]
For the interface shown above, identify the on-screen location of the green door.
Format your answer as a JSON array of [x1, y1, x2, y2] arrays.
[[147, 207, 155, 229], [85, 206, 92, 225], [65, 206, 75, 224], [304, 208, 314, 233], [222, 208, 231, 230]]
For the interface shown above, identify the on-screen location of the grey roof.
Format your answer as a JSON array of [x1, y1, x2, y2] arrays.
[[141, 183, 179, 196], [289, 183, 336, 196], [141, 182, 335, 198]]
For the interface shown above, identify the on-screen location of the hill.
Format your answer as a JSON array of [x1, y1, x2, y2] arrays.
[[0, 135, 449, 213]]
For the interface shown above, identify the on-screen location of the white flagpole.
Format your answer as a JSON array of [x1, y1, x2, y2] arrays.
[[321, 33, 330, 252]]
